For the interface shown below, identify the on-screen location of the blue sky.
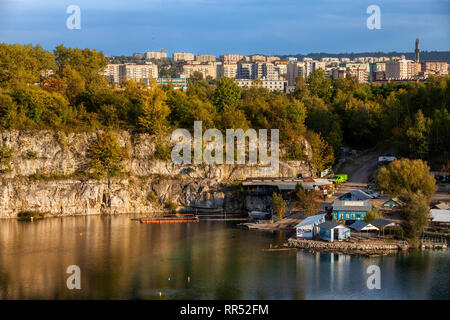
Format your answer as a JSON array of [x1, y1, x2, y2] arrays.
[[0, 0, 449, 56]]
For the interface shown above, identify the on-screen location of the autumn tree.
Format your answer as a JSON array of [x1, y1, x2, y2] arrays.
[[271, 193, 287, 220], [307, 131, 335, 175], [376, 158, 437, 201], [137, 79, 170, 135]]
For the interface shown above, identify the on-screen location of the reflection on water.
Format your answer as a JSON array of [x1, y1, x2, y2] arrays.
[[0, 215, 448, 299]]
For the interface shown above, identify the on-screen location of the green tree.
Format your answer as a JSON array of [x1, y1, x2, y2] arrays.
[[307, 69, 332, 102], [213, 77, 241, 111], [307, 131, 335, 175], [398, 192, 430, 245], [0, 142, 14, 173], [376, 158, 437, 201], [271, 193, 287, 220], [137, 80, 170, 135], [87, 132, 127, 178], [395, 109, 431, 159]]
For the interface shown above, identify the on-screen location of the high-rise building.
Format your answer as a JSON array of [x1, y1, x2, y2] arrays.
[[385, 57, 420, 79], [217, 63, 238, 78], [173, 52, 195, 62], [237, 63, 253, 79], [235, 79, 287, 92], [287, 62, 305, 86], [251, 55, 266, 62]]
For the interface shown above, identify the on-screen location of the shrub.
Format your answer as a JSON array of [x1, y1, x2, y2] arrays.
[[87, 132, 127, 178], [365, 208, 384, 222], [0, 142, 14, 173], [17, 211, 44, 221], [147, 191, 159, 203], [153, 142, 171, 161], [271, 192, 287, 220], [164, 199, 177, 213]]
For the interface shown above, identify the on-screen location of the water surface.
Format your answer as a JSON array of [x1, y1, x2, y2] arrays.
[[0, 215, 448, 299]]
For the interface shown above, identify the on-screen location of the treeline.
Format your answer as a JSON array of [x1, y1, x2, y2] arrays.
[[0, 44, 449, 171]]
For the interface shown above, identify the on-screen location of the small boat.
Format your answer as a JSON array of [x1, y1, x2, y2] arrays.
[[249, 210, 272, 220]]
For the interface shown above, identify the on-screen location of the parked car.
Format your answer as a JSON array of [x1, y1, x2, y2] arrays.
[[329, 174, 348, 183], [363, 189, 380, 198]]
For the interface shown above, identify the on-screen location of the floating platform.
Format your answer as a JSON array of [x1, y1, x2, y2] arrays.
[[140, 216, 199, 224]]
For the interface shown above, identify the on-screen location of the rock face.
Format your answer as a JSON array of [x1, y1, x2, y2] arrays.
[[0, 130, 313, 218]]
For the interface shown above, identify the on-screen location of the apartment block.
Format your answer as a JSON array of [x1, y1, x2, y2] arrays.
[[385, 57, 420, 80], [287, 62, 305, 86], [237, 63, 253, 79], [251, 55, 266, 62], [182, 62, 220, 79], [102, 63, 158, 83], [235, 79, 287, 92], [420, 62, 448, 76], [220, 54, 243, 63], [144, 51, 168, 60], [123, 63, 159, 82], [217, 63, 238, 78], [173, 52, 195, 62], [195, 54, 217, 63]]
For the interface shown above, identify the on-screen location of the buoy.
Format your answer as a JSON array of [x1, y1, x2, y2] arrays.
[[168, 277, 171, 281], [187, 276, 190, 283], [80, 233, 83, 236], [159, 291, 162, 296]]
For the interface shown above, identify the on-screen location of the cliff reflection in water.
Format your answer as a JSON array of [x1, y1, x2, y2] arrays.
[[0, 215, 448, 299]]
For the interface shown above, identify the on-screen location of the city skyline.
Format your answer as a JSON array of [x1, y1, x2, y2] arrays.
[[0, 0, 449, 56]]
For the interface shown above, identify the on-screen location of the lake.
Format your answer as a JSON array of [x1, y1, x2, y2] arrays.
[[0, 215, 448, 299]]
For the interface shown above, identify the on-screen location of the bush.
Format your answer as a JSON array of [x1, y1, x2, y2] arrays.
[[271, 192, 287, 220], [365, 208, 384, 222], [0, 142, 14, 173], [164, 199, 177, 213], [153, 142, 171, 161], [17, 211, 44, 221], [147, 191, 159, 203], [87, 132, 127, 178]]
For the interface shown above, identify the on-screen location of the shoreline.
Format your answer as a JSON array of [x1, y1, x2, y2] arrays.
[[284, 237, 448, 256]]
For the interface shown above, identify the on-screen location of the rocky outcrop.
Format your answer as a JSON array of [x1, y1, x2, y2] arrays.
[[0, 130, 313, 218]]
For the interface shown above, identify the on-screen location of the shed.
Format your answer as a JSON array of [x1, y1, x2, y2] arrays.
[[430, 209, 450, 223], [382, 198, 404, 209], [332, 200, 372, 221], [295, 213, 326, 239], [370, 218, 399, 228], [318, 221, 351, 242], [349, 221, 379, 232], [432, 202, 450, 210]]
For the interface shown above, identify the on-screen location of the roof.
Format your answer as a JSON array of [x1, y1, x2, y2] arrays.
[[340, 190, 373, 201], [318, 221, 346, 230], [371, 218, 398, 228], [433, 202, 450, 210], [295, 213, 326, 228], [349, 221, 379, 231], [430, 209, 450, 223], [332, 200, 372, 212]]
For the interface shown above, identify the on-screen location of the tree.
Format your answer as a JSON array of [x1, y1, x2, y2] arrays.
[[307, 69, 332, 102], [213, 77, 241, 111], [398, 192, 430, 245], [395, 109, 431, 159], [364, 208, 383, 222], [307, 131, 334, 175], [271, 193, 287, 220], [376, 158, 437, 201], [87, 131, 127, 178], [137, 80, 170, 135]]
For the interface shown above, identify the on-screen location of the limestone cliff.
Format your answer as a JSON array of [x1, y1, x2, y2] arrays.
[[0, 130, 313, 218]]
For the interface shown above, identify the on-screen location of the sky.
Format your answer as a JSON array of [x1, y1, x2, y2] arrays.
[[0, 0, 449, 56]]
